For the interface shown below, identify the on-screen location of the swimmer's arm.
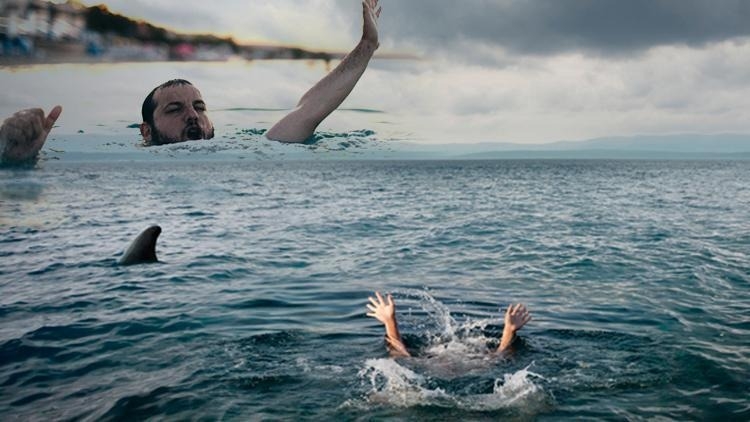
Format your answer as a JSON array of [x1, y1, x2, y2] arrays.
[[0, 106, 62, 165], [367, 292, 411, 358], [497, 303, 532, 353], [265, 0, 381, 143]]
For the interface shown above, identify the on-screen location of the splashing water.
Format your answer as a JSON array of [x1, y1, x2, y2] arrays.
[[352, 290, 550, 413], [357, 359, 547, 412]]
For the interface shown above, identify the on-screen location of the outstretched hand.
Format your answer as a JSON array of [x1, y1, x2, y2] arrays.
[[367, 291, 410, 357], [366, 291, 396, 325], [497, 303, 531, 352], [362, 0, 382, 49], [504, 303, 531, 334], [0, 106, 62, 164]]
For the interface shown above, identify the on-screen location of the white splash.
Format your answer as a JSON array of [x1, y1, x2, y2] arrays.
[[358, 358, 452, 408], [358, 358, 546, 412], [456, 367, 547, 412]]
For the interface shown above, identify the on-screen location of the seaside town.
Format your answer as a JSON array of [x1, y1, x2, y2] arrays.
[[0, 0, 342, 64]]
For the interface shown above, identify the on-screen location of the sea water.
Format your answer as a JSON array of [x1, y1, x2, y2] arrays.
[[2, 62, 750, 419], [2, 158, 749, 420]]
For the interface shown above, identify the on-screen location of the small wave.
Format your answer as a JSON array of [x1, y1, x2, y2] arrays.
[[295, 357, 345, 376], [183, 210, 214, 217], [27, 262, 66, 276], [224, 298, 303, 310], [338, 108, 385, 114], [233, 331, 303, 349], [305, 129, 376, 149], [0, 339, 65, 366], [259, 259, 311, 269], [99, 385, 196, 421], [0, 181, 45, 200], [140, 127, 380, 158], [10, 391, 54, 407], [216, 107, 287, 112], [232, 374, 298, 390]]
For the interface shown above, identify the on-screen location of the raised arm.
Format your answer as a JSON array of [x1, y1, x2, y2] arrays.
[[366, 291, 411, 357], [497, 303, 532, 353], [266, 0, 382, 143], [0, 106, 62, 165]]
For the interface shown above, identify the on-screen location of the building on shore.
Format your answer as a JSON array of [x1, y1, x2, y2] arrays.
[[1, 0, 85, 39], [1, 0, 85, 56]]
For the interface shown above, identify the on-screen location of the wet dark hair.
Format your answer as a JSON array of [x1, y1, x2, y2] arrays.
[[141, 79, 194, 127]]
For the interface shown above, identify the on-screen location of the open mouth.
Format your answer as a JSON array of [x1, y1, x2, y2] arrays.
[[185, 126, 202, 140]]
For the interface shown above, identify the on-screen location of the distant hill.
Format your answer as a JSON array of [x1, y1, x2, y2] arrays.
[[83, 4, 335, 60], [454, 149, 750, 160], [85, 4, 237, 48], [389, 134, 750, 159], [537, 134, 750, 154]]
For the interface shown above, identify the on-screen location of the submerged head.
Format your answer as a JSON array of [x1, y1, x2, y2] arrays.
[[140, 79, 215, 145]]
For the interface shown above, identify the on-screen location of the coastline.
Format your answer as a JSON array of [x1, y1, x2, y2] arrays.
[[0, 40, 413, 67]]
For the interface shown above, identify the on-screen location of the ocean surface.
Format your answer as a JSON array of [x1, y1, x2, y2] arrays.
[[1, 158, 749, 420]]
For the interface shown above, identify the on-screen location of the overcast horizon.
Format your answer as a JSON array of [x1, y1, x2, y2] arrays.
[[44, 1, 750, 143]]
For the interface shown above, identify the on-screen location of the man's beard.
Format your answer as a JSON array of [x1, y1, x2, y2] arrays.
[[186, 125, 202, 140], [147, 124, 215, 146]]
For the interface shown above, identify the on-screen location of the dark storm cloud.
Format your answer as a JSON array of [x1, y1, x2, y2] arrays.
[[378, 0, 750, 56]]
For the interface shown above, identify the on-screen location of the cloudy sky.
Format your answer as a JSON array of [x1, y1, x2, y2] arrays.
[[76, 1, 750, 143]]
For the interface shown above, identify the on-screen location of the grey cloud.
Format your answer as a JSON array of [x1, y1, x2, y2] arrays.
[[375, 0, 750, 56]]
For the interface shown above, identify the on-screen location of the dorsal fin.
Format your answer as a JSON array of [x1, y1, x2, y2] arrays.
[[119, 225, 161, 265]]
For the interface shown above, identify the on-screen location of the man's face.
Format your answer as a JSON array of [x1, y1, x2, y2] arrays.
[[142, 84, 215, 144]]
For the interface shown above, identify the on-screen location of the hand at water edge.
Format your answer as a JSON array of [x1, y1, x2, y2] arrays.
[[0, 106, 62, 165], [505, 303, 531, 333], [498, 303, 532, 353]]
